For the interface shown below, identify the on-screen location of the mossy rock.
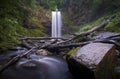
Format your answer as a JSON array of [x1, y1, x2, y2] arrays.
[[67, 47, 80, 58]]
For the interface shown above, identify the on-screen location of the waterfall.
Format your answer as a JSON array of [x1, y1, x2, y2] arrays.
[[52, 9, 62, 37]]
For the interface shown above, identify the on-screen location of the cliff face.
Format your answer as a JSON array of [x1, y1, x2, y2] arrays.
[[0, 0, 51, 51], [62, 0, 120, 34], [63, 0, 120, 24]]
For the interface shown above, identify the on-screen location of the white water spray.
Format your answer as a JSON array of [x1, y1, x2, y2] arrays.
[[52, 9, 62, 37]]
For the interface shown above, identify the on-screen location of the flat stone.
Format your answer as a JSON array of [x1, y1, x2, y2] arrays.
[[73, 43, 116, 79]]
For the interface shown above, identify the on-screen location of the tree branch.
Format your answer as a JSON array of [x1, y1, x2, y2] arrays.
[[0, 48, 34, 73]]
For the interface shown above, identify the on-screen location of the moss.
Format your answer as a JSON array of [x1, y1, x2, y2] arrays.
[[105, 11, 120, 32], [77, 9, 120, 33], [68, 47, 80, 58], [0, 0, 48, 51], [0, 18, 20, 39], [77, 17, 105, 33]]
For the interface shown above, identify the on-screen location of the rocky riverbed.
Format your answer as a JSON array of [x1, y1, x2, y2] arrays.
[[0, 31, 120, 79]]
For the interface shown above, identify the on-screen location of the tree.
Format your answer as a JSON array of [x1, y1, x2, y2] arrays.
[[38, 0, 64, 10]]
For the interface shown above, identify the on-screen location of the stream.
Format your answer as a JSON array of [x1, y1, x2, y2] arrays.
[[0, 48, 74, 79], [0, 49, 95, 79]]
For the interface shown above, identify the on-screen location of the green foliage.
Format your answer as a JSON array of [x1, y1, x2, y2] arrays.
[[105, 11, 120, 32], [0, 0, 47, 51], [78, 10, 120, 34], [27, 17, 44, 29], [78, 17, 104, 33], [0, 17, 46, 51], [63, 0, 120, 35], [0, 18, 20, 50], [39, 0, 64, 10], [93, 0, 102, 4]]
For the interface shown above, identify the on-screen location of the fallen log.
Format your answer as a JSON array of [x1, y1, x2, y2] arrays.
[[20, 37, 68, 40], [47, 36, 120, 50], [22, 38, 59, 49], [47, 42, 90, 49]]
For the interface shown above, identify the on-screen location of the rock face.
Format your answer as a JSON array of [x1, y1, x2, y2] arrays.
[[68, 43, 116, 79]]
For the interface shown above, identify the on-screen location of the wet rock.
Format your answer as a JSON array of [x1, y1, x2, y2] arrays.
[[114, 58, 120, 79], [114, 66, 120, 79], [36, 49, 52, 55], [67, 43, 116, 79], [67, 57, 95, 79], [115, 66, 120, 73]]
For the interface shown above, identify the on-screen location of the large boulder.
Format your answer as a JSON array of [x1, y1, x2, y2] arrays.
[[67, 43, 116, 79]]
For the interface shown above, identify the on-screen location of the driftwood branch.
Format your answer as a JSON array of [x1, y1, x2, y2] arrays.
[[20, 37, 68, 40], [0, 48, 34, 73]]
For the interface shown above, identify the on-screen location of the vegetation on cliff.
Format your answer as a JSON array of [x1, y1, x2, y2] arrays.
[[0, 0, 49, 51], [62, 0, 120, 35]]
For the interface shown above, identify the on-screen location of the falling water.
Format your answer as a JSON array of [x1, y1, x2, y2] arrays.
[[52, 9, 62, 37]]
